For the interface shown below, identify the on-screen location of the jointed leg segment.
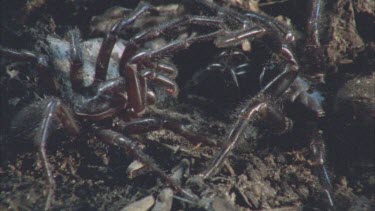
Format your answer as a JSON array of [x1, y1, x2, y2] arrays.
[[310, 127, 335, 208], [95, 3, 155, 82], [96, 129, 183, 192], [200, 98, 292, 178], [10, 98, 79, 209], [114, 118, 217, 146]]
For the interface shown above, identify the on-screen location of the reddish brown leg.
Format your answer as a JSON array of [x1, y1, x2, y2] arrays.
[[199, 62, 298, 179], [214, 26, 266, 48], [11, 98, 79, 209], [96, 129, 183, 192], [122, 64, 147, 115], [142, 70, 179, 97], [130, 30, 223, 65], [124, 30, 224, 115], [187, 0, 298, 65], [95, 3, 155, 82], [114, 118, 217, 146], [95, 5, 224, 83], [73, 78, 127, 120], [215, 26, 297, 65], [117, 14, 224, 75], [118, 16, 224, 115], [200, 99, 291, 178], [139, 62, 179, 102], [154, 63, 178, 80], [130, 15, 224, 46]]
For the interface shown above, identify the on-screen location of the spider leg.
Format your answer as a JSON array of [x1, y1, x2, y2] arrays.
[[114, 118, 217, 146], [261, 62, 298, 98], [118, 15, 225, 67], [0, 46, 57, 93], [124, 30, 223, 115], [11, 98, 79, 209], [96, 129, 183, 192], [0, 46, 49, 68], [122, 64, 147, 115], [215, 26, 297, 66], [141, 62, 179, 104], [188, 0, 297, 65], [214, 26, 266, 48], [130, 30, 223, 65], [95, 2, 155, 82], [73, 78, 128, 120], [116, 15, 224, 115], [110, 65, 175, 116], [309, 126, 335, 208], [288, 79, 334, 208], [305, 0, 325, 70], [259, 64, 334, 208], [200, 61, 298, 179], [154, 62, 178, 80], [142, 70, 178, 97], [200, 98, 291, 178]]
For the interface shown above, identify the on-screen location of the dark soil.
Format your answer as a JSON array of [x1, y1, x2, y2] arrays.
[[1, 0, 374, 210]]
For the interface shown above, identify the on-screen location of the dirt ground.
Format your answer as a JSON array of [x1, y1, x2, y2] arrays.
[[0, 0, 374, 210]]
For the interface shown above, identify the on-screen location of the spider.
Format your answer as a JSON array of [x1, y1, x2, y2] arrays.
[[0, 2, 229, 209], [176, 0, 335, 208], [1, 0, 335, 209]]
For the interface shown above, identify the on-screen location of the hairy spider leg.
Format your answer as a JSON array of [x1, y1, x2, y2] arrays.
[[200, 61, 297, 179], [10, 98, 79, 210], [263, 66, 334, 208]]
